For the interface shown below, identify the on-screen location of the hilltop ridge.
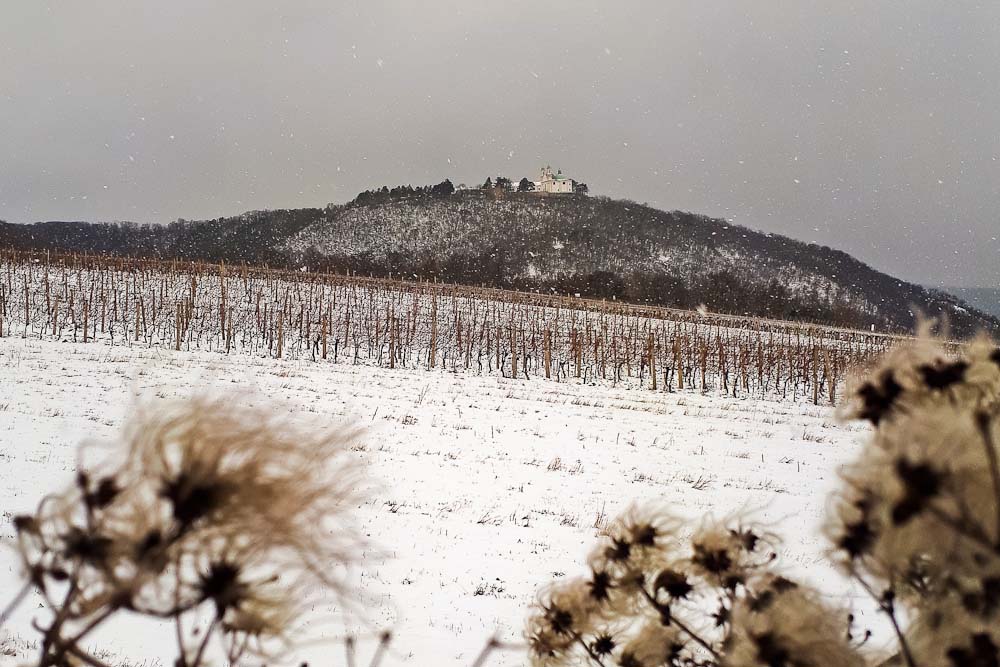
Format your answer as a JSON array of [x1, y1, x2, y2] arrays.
[[1, 187, 996, 336]]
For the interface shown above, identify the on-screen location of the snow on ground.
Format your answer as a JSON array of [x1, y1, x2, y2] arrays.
[[0, 337, 877, 666]]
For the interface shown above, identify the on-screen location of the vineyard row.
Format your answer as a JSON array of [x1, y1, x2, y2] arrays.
[[0, 250, 905, 404]]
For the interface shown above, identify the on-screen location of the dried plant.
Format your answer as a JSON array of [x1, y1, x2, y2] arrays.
[[528, 336, 1000, 667], [828, 336, 1000, 667], [525, 506, 863, 667], [2, 396, 365, 667]]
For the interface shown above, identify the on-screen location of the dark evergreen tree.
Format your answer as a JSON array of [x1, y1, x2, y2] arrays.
[[431, 179, 455, 197]]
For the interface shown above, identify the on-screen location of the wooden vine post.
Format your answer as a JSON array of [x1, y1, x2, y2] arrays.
[[648, 332, 657, 391]]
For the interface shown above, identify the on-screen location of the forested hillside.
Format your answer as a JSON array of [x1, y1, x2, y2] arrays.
[[942, 286, 1000, 319], [1, 188, 996, 336]]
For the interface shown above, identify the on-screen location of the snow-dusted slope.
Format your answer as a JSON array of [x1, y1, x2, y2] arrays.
[[286, 196, 862, 300], [279, 192, 996, 335], [0, 337, 882, 666], [3, 191, 995, 334]]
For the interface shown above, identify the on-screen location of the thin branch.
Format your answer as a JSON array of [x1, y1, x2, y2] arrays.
[[0, 580, 32, 629], [853, 575, 916, 667], [469, 636, 500, 667], [637, 585, 720, 660], [345, 634, 357, 667], [64, 606, 118, 649], [44, 604, 120, 667], [974, 411, 1000, 546], [129, 601, 199, 619], [367, 631, 392, 667], [189, 613, 219, 667], [173, 566, 188, 667], [174, 614, 188, 667], [39, 567, 82, 667], [571, 632, 605, 667], [926, 505, 996, 553], [226, 634, 250, 665]]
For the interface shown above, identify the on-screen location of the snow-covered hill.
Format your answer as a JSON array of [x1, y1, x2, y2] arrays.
[[2, 190, 995, 335], [942, 286, 1000, 318], [282, 192, 997, 335]]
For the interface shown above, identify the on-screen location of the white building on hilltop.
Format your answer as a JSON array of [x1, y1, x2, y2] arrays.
[[534, 165, 577, 193]]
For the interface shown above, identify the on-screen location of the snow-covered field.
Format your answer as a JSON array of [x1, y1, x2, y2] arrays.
[[0, 336, 875, 666]]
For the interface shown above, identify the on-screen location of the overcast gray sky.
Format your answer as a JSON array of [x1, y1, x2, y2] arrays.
[[2, 1, 999, 287]]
